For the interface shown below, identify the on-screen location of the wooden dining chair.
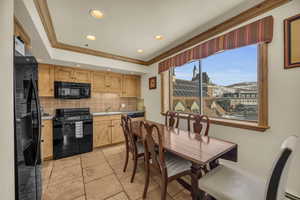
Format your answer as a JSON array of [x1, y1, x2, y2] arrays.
[[140, 121, 192, 200], [187, 114, 210, 136], [187, 114, 212, 173], [121, 115, 145, 183], [165, 111, 180, 128], [198, 135, 298, 200]]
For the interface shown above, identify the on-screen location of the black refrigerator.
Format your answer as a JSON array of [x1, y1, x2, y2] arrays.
[[14, 55, 42, 200]]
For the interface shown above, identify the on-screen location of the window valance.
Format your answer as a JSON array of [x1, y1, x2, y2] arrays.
[[158, 16, 273, 73]]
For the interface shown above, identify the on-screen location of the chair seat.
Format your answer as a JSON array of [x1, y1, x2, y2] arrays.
[[136, 141, 144, 154], [199, 164, 265, 200], [165, 152, 192, 177]]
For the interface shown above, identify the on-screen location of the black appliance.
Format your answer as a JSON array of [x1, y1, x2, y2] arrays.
[[14, 56, 42, 200], [127, 111, 145, 118], [54, 81, 91, 99], [53, 108, 93, 159]]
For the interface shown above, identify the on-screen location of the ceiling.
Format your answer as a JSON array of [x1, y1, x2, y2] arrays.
[[46, 0, 264, 61]]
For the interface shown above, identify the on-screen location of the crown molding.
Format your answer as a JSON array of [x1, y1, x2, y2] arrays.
[[33, 0, 148, 65], [33, 0, 291, 66], [146, 0, 292, 65], [14, 17, 31, 46]]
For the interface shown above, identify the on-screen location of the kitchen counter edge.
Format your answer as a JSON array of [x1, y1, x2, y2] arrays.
[[42, 111, 145, 120]]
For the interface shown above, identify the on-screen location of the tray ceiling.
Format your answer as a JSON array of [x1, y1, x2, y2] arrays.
[[44, 0, 266, 62]]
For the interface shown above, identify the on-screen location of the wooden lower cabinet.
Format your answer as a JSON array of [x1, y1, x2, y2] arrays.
[[93, 120, 112, 148], [111, 120, 124, 144], [93, 115, 124, 148], [41, 120, 53, 160]]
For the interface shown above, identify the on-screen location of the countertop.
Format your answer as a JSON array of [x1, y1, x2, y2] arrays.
[[42, 110, 145, 120], [42, 116, 54, 120], [92, 110, 144, 116]]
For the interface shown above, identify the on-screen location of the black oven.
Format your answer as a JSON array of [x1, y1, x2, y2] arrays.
[[54, 81, 91, 99], [53, 108, 93, 159]]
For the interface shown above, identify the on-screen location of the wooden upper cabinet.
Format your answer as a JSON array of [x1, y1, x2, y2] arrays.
[[73, 69, 91, 83], [14, 17, 31, 47], [107, 73, 122, 93], [92, 72, 122, 94], [38, 64, 54, 97], [122, 75, 141, 97], [52, 64, 141, 96], [54, 66, 74, 82], [54, 66, 91, 83], [92, 71, 107, 93]]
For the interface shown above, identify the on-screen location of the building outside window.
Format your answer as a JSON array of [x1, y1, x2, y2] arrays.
[[171, 44, 258, 122]]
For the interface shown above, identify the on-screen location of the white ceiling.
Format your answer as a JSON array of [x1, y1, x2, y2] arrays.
[[47, 0, 264, 61]]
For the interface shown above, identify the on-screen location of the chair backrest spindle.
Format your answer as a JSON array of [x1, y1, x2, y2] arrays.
[[140, 121, 167, 178], [121, 115, 137, 155], [165, 111, 180, 128], [187, 114, 210, 136], [265, 135, 298, 200]]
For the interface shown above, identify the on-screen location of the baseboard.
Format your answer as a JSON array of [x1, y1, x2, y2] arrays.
[[286, 192, 300, 200]]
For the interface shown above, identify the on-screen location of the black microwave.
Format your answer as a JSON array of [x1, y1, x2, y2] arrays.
[[54, 81, 91, 99]]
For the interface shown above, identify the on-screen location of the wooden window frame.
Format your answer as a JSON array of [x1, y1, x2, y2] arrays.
[[161, 43, 269, 132]]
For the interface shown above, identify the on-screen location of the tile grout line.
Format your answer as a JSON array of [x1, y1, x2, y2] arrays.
[[43, 158, 85, 200], [102, 148, 133, 200], [41, 161, 54, 198], [151, 176, 182, 199], [102, 145, 171, 200], [113, 145, 176, 200], [80, 156, 88, 200]]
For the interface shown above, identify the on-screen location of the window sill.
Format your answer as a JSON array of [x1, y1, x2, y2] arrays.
[[160, 112, 269, 132]]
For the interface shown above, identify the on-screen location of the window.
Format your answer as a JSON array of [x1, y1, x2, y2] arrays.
[[171, 62, 201, 113], [168, 44, 268, 131]]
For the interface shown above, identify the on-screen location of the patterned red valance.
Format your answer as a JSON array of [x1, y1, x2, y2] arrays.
[[158, 16, 274, 73]]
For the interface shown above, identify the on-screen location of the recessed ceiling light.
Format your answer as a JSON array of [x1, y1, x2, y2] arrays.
[[155, 35, 164, 40], [89, 9, 104, 19], [86, 35, 96, 41], [137, 49, 144, 53]]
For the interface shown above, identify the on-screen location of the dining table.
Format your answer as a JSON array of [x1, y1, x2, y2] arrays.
[[131, 120, 238, 200]]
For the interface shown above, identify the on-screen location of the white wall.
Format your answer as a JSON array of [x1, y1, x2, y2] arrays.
[[0, 0, 15, 199], [141, 1, 300, 197]]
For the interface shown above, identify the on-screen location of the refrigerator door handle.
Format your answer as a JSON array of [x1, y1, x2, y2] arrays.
[[31, 78, 42, 165]]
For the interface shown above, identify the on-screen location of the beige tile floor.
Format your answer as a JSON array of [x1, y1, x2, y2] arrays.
[[42, 144, 191, 200]]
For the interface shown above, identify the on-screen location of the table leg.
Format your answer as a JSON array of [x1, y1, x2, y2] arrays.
[[209, 159, 219, 170], [191, 163, 204, 200]]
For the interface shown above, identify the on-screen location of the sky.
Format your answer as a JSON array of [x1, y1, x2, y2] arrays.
[[174, 44, 258, 86]]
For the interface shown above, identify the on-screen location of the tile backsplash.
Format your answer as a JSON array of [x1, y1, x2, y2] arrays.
[[40, 93, 138, 115]]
